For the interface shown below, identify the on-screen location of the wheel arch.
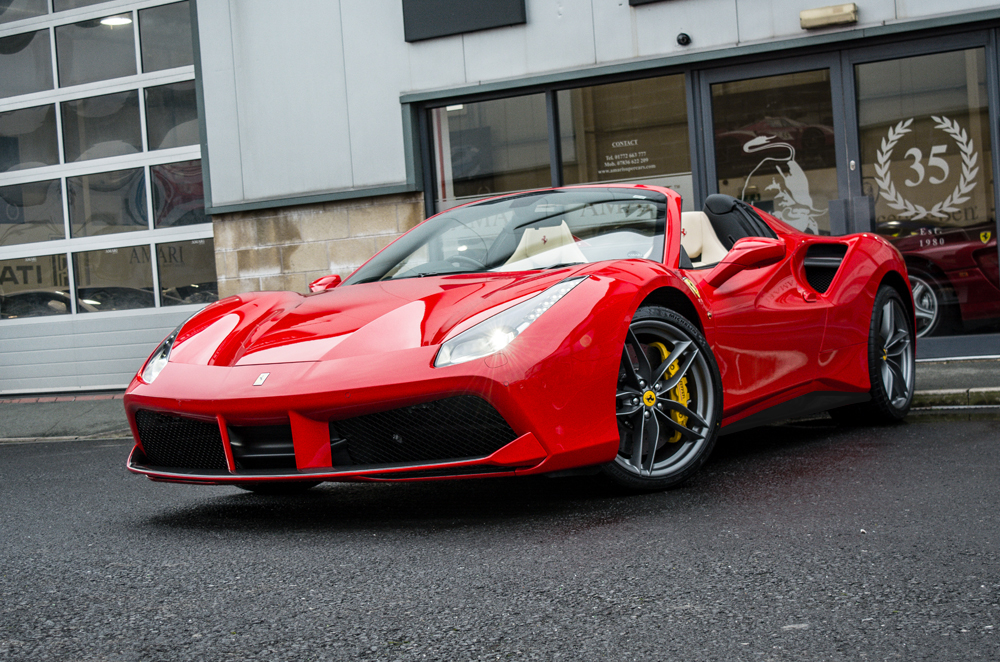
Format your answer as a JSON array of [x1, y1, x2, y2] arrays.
[[638, 286, 704, 334], [880, 269, 914, 321]]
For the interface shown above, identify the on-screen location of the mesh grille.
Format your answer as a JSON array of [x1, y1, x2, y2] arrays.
[[805, 266, 838, 294], [804, 244, 847, 294], [134, 410, 228, 472], [335, 396, 517, 465]]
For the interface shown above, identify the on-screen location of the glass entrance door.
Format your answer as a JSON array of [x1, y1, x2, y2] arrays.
[[703, 60, 847, 236], [848, 42, 1000, 339]]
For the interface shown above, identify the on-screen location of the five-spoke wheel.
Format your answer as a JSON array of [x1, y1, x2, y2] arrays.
[[875, 290, 916, 412], [602, 306, 722, 490]]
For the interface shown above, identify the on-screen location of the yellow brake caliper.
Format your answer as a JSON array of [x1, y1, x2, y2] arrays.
[[649, 342, 690, 443]]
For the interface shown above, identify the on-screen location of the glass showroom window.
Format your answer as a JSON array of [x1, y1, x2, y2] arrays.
[[55, 13, 137, 87], [0, 0, 214, 321], [0, 179, 63, 247], [0, 253, 70, 319], [429, 76, 693, 214], [558, 75, 692, 209], [0, 104, 59, 172], [0, 1, 48, 25], [430, 94, 551, 212], [857, 48, 999, 339], [0, 29, 53, 99], [712, 70, 838, 235]]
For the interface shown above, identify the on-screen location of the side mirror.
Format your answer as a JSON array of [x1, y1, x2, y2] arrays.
[[308, 274, 342, 293], [707, 237, 786, 288]]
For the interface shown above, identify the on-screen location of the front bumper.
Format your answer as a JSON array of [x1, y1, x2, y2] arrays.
[[124, 300, 625, 484], [127, 393, 550, 484]]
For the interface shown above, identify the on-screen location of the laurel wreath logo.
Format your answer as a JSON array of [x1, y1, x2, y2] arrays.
[[874, 116, 979, 220]]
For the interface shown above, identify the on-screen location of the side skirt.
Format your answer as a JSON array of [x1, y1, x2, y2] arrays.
[[720, 391, 870, 436]]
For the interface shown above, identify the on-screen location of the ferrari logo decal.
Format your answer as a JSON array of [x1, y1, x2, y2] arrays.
[[682, 277, 701, 299], [982, 231, 992, 244], [253, 372, 270, 386], [642, 390, 657, 407]]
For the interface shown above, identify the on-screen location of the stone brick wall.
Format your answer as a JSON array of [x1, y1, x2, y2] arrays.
[[212, 192, 424, 298]]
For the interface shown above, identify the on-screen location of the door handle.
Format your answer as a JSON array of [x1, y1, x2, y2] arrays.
[[799, 289, 817, 303]]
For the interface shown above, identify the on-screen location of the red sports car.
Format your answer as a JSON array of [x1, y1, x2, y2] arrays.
[[125, 186, 915, 492], [879, 220, 999, 337]]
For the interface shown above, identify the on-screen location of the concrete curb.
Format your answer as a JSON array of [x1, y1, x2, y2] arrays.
[[912, 388, 1000, 408], [0, 394, 124, 404]]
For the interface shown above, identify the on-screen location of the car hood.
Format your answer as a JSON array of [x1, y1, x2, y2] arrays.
[[167, 270, 584, 367]]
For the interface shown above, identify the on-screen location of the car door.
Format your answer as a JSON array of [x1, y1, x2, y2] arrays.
[[684, 234, 831, 417]]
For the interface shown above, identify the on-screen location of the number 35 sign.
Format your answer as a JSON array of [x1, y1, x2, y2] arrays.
[[874, 116, 979, 220]]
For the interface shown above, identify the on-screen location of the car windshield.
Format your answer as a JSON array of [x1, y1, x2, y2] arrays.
[[344, 188, 667, 284]]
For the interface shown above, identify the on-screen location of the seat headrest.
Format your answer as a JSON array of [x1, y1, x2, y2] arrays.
[[704, 194, 737, 215]]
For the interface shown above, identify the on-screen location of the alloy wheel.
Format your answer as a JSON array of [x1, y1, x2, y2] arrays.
[[614, 319, 715, 478], [877, 297, 915, 409]]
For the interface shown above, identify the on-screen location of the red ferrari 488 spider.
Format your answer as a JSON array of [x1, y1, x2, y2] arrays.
[[125, 186, 915, 492]]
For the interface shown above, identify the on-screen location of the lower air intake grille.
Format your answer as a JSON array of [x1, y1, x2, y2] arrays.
[[134, 410, 228, 472], [803, 244, 847, 294], [805, 265, 838, 294], [335, 396, 517, 465]]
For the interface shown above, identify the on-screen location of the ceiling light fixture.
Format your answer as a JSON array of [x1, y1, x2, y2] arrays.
[[100, 15, 133, 27]]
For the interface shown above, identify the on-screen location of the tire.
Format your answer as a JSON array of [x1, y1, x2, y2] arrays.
[[235, 481, 321, 495], [908, 271, 956, 338], [830, 285, 915, 425], [601, 306, 723, 491]]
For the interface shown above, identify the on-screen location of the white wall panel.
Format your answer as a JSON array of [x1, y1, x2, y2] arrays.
[[195, 0, 244, 206], [590, 0, 639, 63], [462, 25, 530, 83], [341, 0, 411, 188], [229, 0, 354, 201], [634, 0, 739, 57], [407, 34, 467, 92], [895, 0, 991, 19], [523, 0, 596, 74], [0, 307, 197, 393]]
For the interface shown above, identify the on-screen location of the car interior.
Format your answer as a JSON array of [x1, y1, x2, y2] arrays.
[[681, 194, 778, 268]]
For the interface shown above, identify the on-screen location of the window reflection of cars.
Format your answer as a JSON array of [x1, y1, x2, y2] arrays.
[[0, 290, 97, 318], [161, 282, 218, 305], [879, 219, 1000, 337], [77, 286, 159, 311]]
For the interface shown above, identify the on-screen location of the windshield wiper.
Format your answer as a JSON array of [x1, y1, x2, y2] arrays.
[[539, 262, 585, 270]]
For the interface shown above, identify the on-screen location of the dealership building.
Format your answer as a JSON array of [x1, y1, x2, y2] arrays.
[[2, 0, 1000, 393]]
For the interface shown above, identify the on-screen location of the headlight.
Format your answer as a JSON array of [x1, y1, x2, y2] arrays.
[[139, 322, 185, 384], [434, 277, 586, 367]]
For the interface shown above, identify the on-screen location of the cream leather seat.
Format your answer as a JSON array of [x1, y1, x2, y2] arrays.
[[500, 220, 588, 270], [680, 211, 729, 268]]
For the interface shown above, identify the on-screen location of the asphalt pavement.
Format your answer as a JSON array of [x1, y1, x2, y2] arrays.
[[1, 358, 998, 442], [1, 417, 997, 660]]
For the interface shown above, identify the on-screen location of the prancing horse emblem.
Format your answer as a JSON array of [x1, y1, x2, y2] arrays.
[[982, 231, 992, 244], [253, 372, 269, 386]]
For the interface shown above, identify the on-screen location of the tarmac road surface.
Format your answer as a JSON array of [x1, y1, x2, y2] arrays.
[[1, 416, 998, 661]]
